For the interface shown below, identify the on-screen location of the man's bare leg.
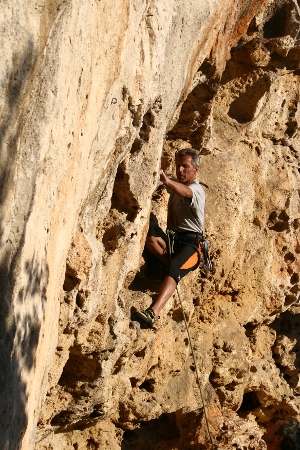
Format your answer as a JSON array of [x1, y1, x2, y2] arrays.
[[151, 276, 177, 317], [145, 236, 169, 265]]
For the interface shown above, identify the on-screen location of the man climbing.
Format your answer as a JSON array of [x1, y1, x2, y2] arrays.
[[262, 418, 300, 449], [135, 148, 205, 328]]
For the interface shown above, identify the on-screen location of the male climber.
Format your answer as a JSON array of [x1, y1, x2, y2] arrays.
[[262, 418, 300, 449], [135, 148, 205, 328]]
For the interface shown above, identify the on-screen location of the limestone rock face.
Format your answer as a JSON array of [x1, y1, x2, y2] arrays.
[[0, 0, 299, 449]]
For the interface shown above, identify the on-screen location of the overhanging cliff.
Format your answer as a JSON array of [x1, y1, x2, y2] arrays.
[[0, 0, 300, 449]]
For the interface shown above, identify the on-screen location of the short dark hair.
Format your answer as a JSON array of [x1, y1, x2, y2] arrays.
[[175, 148, 200, 168], [279, 419, 300, 450]]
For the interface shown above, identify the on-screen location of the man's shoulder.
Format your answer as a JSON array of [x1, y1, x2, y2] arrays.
[[189, 179, 200, 187], [189, 179, 205, 194]]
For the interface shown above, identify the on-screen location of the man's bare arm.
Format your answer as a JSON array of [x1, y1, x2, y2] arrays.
[[160, 170, 193, 198]]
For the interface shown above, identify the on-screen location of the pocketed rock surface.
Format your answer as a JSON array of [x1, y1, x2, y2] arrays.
[[0, 0, 299, 449]]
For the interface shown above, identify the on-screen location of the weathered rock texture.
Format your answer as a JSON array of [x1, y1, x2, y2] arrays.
[[0, 0, 300, 449]]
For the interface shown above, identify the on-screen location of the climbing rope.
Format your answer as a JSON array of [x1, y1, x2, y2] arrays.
[[167, 231, 215, 450]]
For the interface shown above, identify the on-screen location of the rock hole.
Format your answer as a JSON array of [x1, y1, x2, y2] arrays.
[[292, 219, 300, 229], [87, 438, 98, 449], [139, 379, 154, 392], [247, 17, 258, 35], [268, 211, 277, 222], [111, 162, 140, 222], [228, 76, 271, 123], [253, 217, 261, 227], [290, 284, 299, 294], [263, 4, 292, 38], [284, 252, 295, 263], [63, 264, 80, 292], [284, 294, 296, 306], [108, 316, 117, 340], [89, 410, 102, 418], [255, 146, 261, 157], [50, 410, 73, 426], [278, 210, 289, 222], [283, 373, 292, 383], [121, 430, 139, 448], [121, 413, 179, 449], [134, 348, 146, 358], [130, 138, 143, 154], [167, 63, 216, 149], [238, 391, 261, 412], [76, 291, 85, 309], [130, 377, 138, 388], [269, 221, 290, 232], [59, 347, 99, 385], [95, 313, 106, 324], [291, 273, 299, 284], [112, 357, 123, 375], [286, 119, 297, 138], [102, 224, 123, 253], [244, 322, 257, 332], [172, 308, 184, 322], [139, 109, 154, 141]]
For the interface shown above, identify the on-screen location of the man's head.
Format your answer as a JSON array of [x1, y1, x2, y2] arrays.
[[175, 148, 200, 185], [262, 419, 300, 450]]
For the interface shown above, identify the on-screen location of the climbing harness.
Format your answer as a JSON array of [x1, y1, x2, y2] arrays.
[[167, 230, 213, 275], [167, 231, 215, 450]]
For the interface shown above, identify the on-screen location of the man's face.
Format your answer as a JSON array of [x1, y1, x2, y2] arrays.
[[175, 155, 198, 185], [262, 420, 285, 449]]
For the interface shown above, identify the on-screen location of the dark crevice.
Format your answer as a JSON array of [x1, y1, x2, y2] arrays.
[[130, 377, 138, 388], [75, 291, 85, 309], [51, 410, 73, 427], [228, 76, 271, 123], [63, 264, 80, 292], [120, 412, 179, 450], [59, 347, 100, 386], [130, 138, 143, 155], [238, 391, 261, 412], [269, 221, 290, 232], [110, 162, 140, 222], [263, 3, 296, 38], [134, 348, 146, 358], [139, 110, 154, 142], [102, 223, 124, 253], [138, 379, 154, 392], [167, 59, 217, 149]]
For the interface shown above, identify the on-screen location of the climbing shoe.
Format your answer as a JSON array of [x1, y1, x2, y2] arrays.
[[134, 308, 156, 328]]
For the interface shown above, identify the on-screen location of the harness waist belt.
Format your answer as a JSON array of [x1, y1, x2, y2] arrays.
[[176, 231, 202, 237]]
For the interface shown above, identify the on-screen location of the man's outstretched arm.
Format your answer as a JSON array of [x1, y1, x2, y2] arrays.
[[160, 170, 193, 198]]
